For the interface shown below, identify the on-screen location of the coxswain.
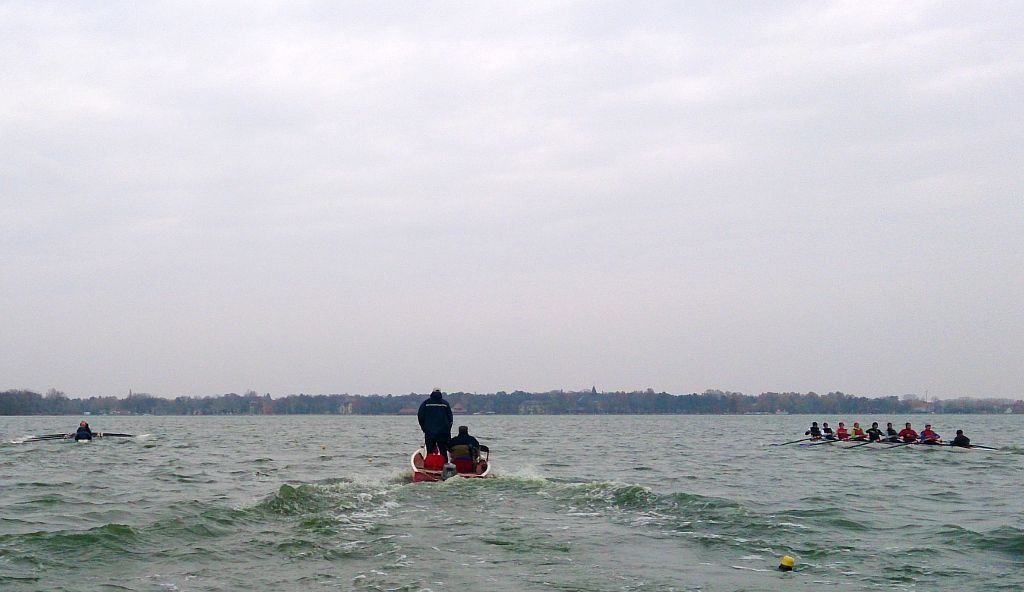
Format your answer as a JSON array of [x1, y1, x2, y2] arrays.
[[850, 422, 867, 441], [74, 421, 93, 441], [885, 422, 899, 442], [835, 422, 850, 440], [949, 429, 971, 448], [821, 422, 836, 440], [805, 422, 822, 440], [918, 424, 941, 444], [866, 422, 884, 442], [898, 422, 918, 443]]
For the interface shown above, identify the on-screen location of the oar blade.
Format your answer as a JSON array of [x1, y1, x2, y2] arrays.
[[772, 437, 812, 446], [13, 434, 70, 443], [879, 441, 916, 450]]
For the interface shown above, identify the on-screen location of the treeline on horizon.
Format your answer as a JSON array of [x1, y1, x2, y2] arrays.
[[2, 388, 1022, 416]]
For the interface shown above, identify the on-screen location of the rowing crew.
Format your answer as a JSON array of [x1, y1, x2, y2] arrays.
[[805, 421, 971, 446]]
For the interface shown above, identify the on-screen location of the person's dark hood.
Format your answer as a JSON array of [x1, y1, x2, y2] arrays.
[[430, 391, 443, 400]]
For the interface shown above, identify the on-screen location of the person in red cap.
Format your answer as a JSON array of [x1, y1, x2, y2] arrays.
[[74, 421, 94, 441]]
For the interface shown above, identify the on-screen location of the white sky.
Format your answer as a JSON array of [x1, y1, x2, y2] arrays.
[[2, 1, 1022, 398]]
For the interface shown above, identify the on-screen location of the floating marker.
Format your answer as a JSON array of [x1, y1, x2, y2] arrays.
[[778, 555, 795, 571]]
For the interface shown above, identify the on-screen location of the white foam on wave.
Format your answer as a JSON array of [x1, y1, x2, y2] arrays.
[[497, 464, 549, 481]]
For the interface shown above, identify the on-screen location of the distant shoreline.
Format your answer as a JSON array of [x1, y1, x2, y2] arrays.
[[3, 387, 1021, 417], [1, 411, 1019, 417]]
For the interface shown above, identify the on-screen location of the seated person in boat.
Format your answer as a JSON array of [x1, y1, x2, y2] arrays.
[[447, 426, 481, 473], [898, 423, 918, 443], [75, 421, 93, 441], [886, 422, 899, 442], [835, 422, 850, 440], [850, 422, 867, 441], [918, 424, 941, 444], [866, 422, 884, 442], [950, 429, 971, 448], [805, 422, 822, 440], [821, 422, 836, 440]]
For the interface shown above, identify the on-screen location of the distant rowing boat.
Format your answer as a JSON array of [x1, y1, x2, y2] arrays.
[[797, 440, 996, 452], [10, 432, 141, 444]]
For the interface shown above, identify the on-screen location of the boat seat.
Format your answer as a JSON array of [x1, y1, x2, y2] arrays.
[[448, 443, 479, 474]]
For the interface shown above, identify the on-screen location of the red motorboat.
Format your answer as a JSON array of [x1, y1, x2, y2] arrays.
[[410, 445, 491, 482]]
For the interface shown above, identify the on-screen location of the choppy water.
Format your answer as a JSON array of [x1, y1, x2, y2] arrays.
[[1, 414, 1021, 591]]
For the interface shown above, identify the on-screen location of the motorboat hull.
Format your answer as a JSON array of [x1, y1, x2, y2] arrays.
[[410, 447, 491, 482]]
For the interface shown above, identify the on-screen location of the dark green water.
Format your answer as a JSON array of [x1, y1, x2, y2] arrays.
[[1, 415, 1022, 591]]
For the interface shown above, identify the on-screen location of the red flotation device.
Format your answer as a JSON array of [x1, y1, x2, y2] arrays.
[[424, 452, 446, 470]]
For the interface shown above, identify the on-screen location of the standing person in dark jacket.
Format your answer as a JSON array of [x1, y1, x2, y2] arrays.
[[74, 421, 93, 441], [418, 389, 453, 461]]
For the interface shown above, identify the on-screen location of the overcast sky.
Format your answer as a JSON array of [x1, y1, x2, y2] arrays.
[[2, 1, 1021, 398]]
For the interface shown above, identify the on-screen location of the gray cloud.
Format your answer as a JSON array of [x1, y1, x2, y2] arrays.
[[2, 1, 1021, 397]]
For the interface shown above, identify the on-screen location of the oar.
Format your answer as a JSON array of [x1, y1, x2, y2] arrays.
[[842, 440, 876, 449], [880, 441, 917, 450], [97, 433, 134, 438], [946, 443, 999, 450], [25, 433, 72, 441], [771, 437, 814, 446], [805, 439, 840, 446]]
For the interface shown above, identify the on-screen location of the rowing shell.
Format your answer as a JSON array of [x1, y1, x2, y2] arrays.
[[798, 440, 994, 452]]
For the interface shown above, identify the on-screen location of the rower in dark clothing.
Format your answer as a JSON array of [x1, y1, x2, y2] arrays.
[[805, 422, 822, 440], [74, 421, 93, 441], [950, 429, 971, 448], [417, 389, 454, 462], [866, 422, 884, 442], [821, 422, 836, 440], [885, 422, 899, 443]]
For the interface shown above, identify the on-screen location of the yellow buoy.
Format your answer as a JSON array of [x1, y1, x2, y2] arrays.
[[778, 555, 795, 571]]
